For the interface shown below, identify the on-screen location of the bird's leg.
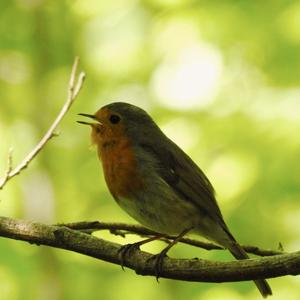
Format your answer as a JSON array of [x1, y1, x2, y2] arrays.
[[118, 235, 164, 270], [147, 227, 192, 281]]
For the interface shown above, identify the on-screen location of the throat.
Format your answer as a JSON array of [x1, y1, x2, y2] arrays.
[[102, 140, 117, 149], [98, 137, 143, 199]]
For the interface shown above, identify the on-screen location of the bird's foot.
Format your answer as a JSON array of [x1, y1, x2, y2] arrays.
[[118, 243, 141, 270], [118, 235, 163, 271], [146, 249, 169, 282]]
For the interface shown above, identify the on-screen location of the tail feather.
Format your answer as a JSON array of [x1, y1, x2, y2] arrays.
[[227, 240, 272, 298]]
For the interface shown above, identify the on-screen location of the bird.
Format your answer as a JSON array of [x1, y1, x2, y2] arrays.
[[78, 102, 272, 298]]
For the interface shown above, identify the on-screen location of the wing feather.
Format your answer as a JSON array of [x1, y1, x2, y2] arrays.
[[140, 139, 227, 228]]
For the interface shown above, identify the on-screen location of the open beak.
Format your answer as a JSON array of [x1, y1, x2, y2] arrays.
[[77, 113, 102, 126]]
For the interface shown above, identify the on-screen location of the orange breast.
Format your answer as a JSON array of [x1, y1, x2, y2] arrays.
[[98, 137, 144, 199]]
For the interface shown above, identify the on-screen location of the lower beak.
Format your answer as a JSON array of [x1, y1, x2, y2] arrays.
[[77, 120, 95, 126], [77, 113, 102, 126]]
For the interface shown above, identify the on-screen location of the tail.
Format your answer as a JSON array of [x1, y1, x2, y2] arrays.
[[226, 239, 272, 298]]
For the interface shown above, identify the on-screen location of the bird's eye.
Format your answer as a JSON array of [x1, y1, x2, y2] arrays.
[[109, 114, 121, 124]]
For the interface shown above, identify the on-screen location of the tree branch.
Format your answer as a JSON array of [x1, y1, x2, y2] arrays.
[[0, 216, 298, 283], [0, 57, 85, 190], [59, 221, 284, 257]]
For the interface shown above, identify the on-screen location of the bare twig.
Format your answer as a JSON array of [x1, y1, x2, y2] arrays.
[[0, 57, 85, 190], [0, 216, 298, 283], [0, 148, 14, 187], [59, 221, 284, 257]]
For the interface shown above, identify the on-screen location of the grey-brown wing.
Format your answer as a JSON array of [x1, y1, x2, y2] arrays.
[[140, 139, 227, 227]]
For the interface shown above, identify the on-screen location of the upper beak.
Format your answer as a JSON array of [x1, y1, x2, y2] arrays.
[[77, 113, 102, 126]]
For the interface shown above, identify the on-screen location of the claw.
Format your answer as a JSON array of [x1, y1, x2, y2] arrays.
[[116, 234, 168, 274], [118, 243, 140, 270], [147, 249, 168, 281], [145, 228, 192, 282]]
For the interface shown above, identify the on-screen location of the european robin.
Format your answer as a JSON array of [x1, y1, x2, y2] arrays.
[[78, 102, 272, 298]]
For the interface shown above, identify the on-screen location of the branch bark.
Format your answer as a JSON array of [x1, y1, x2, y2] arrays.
[[60, 221, 283, 257], [0, 216, 299, 283]]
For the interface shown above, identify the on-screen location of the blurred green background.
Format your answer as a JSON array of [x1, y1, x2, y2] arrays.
[[0, 0, 300, 299]]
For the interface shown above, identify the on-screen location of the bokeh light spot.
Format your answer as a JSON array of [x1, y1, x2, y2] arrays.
[[151, 44, 223, 109]]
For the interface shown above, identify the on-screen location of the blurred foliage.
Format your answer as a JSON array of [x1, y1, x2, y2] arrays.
[[0, 0, 300, 299]]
